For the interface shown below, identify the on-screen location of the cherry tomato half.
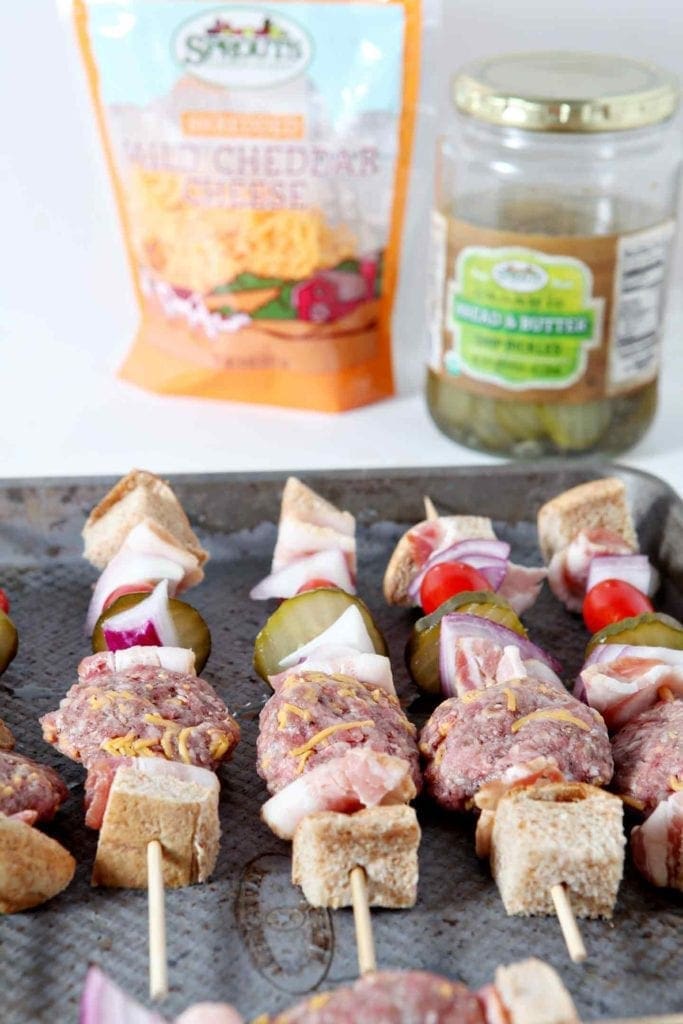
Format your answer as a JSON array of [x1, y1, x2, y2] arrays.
[[296, 578, 338, 595], [419, 561, 492, 614], [582, 579, 653, 634], [0, 589, 9, 615]]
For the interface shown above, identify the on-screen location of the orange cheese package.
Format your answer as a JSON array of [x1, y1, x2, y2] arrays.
[[73, 0, 424, 411]]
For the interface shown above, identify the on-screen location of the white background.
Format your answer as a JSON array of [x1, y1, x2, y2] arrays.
[[1, 1, 682, 487]]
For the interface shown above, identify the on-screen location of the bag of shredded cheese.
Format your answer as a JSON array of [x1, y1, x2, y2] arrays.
[[73, 0, 423, 411]]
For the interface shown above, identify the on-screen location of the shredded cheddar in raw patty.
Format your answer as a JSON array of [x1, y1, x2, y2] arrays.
[[503, 688, 517, 712], [510, 709, 591, 734], [307, 994, 331, 1011], [620, 794, 646, 811], [460, 690, 481, 704], [277, 703, 313, 729], [658, 686, 675, 702], [178, 726, 193, 764], [668, 776, 683, 791], [289, 720, 376, 758]]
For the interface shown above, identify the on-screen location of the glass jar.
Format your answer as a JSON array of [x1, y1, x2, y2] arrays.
[[427, 52, 681, 457]]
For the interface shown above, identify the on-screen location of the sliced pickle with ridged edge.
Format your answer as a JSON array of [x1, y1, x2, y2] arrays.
[[253, 588, 387, 683], [92, 592, 212, 673], [406, 591, 526, 695], [0, 611, 18, 676], [586, 611, 683, 656]]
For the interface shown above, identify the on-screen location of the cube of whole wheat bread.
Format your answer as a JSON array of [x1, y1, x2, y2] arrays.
[[490, 782, 624, 918], [82, 469, 208, 569], [495, 958, 579, 1024], [92, 761, 220, 889], [292, 804, 420, 909], [536, 477, 637, 563]]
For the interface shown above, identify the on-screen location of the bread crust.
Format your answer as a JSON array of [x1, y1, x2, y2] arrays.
[[489, 782, 624, 919], [537, 478, 637, 563], [82, 469, 209, 569], [292, 804, 420, 909], [92, 764, 220, 889], [0, 816, 75, 913]]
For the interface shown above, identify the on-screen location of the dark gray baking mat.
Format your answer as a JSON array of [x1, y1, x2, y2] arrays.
[[0, 464, 680, 1023]]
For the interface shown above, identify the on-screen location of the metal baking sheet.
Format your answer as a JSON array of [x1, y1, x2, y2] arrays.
[[0, 463, 681, 1023]]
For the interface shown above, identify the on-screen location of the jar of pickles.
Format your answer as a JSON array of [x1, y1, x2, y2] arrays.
[[427, 52, 681, 456]]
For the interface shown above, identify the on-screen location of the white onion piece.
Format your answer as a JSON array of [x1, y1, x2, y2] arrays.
[[250, 548, 354, 600], [86, 552, 185, 634], [101, 580, 179, 652], [586, 554, 659, 597], [407, 539, 511, 603], [279, 605, 374, 668], [124, 522, 201, 579], [80, 966, 168, 1024]]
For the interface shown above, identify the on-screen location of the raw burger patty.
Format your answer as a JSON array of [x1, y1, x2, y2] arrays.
[[266, 970, 484, 1024], [612, 700, 683, 815], [420, 679, 613, 812], [40, 663, 239, 770], [257, 672, 420, 794], [0, 749, 68, 823]]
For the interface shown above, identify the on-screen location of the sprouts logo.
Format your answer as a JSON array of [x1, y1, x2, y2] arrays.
[[492, 260, 549, 293], [173, 8, 313, 87]]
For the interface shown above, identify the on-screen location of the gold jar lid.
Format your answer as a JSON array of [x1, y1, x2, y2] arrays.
[[454, 52, 679, 132]]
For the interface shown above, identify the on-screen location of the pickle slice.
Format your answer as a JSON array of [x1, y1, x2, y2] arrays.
[[92, 592, 212, 673], [253, 588, 387, 682], [0, 611, 18, 676], [406, 591, 526, 694], [586, 611, 683, 656], [540, 400, 612, 452]]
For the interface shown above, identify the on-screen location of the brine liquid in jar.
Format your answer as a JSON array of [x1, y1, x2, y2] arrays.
[[427, 53, 681, 457]]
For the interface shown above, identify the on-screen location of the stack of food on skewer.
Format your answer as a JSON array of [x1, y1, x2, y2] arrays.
[[251, 479, 421, 941], [0, 583, 75, 913], [539, 478, 683, 892], [384, 498, 626, 959], [38, 471, 240, 996]]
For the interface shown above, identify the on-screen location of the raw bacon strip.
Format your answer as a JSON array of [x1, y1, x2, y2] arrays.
[[79, 646, 196, 681], [631, 791, 683, 890], [497, 563, 547, 616], [577, 655, 683, 731], [261, 748, 416, 840], [270, 645, 395, 695]]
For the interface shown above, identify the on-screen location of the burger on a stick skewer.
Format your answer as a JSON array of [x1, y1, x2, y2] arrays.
[[40, 471, 240, 999], [384, 498, 625, 963], [251, 478, 421, 973]]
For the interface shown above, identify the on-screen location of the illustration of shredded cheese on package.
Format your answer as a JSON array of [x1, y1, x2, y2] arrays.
[[74, 1, 421, 411]]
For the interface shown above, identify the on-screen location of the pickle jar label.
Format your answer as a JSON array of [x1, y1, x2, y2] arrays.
[[429, 216, 675, 403], [445, 246, 603, 389]]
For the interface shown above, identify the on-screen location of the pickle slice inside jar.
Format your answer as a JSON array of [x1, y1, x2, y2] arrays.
[[585, 611, 683, 656], [540, 400, 612, 452], [0, 612, 18, 676], [406, 591, 526, 695], [253, 588, 387, 683], [92, 592, 212, 673]]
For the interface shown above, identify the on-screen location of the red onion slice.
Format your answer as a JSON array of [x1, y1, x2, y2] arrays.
[[407, 539, 511, 603], [80, 966, 168, 1024], [101, 580, 179, 652], [586, 554, 658, 597], [438, 613, 563, 697]]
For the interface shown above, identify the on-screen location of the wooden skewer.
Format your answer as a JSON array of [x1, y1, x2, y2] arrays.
[[350, 866, 376, 976], [423, 495, 439, 522], [550, 883, 587, 964], [148, 839, 169, 1001]]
